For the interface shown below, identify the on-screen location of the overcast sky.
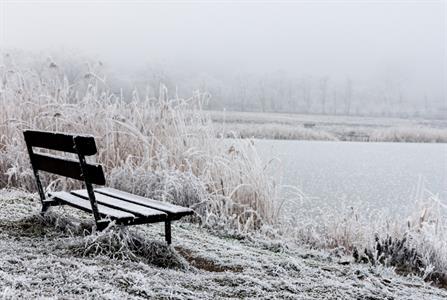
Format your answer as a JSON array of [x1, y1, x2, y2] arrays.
[[1, 0, 445, 99]]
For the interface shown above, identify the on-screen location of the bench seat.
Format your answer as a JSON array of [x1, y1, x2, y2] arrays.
[[95, 188, 194, 220], [48, 191, 136, 223], [48, 191, 169, 225], [72, 190, 167, 221]]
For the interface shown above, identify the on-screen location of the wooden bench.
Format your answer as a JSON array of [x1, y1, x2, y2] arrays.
[[23, 130, 194, 244]]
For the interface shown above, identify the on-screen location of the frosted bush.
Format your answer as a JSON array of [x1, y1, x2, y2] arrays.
[[109, 168, 207, 208]]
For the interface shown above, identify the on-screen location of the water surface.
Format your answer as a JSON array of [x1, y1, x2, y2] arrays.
[[255, 140, 446, 217]]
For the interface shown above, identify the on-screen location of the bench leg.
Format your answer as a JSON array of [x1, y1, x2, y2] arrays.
[[96, 220, 110, 231], [41, 199, 59, 214], [165, 220, 172, 245], [41, 204, 49, 214]]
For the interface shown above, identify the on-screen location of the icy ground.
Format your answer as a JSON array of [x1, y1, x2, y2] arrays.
[[0, 190, 446, 299]]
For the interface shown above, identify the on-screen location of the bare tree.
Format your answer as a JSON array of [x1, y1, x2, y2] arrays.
[[299, 76, 312, 113], [319, 76, 329, 114], [257, 79, 268, 112], [344, 78, 352, 115], [332, 87, 338, 115]]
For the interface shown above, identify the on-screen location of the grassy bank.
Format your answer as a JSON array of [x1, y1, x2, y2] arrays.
[[1, 191, 446, 299]]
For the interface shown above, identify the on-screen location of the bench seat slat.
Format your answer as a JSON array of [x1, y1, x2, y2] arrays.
[[71, 190, 167, 220], [95, 188, 194, 217], [48, 191, 135, 221]]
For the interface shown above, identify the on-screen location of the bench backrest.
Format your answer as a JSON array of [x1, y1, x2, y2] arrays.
[[24, 130, 106, 221], [23, 130, 106, 185]]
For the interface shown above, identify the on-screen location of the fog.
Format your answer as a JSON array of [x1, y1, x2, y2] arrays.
[[1, 1, 446, 117]]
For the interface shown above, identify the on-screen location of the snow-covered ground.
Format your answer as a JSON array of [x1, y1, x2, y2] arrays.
[[210, 111, 447, 142], [1, 190, 446, 299]]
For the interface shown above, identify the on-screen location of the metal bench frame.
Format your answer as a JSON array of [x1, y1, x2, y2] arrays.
[[24, 130, 193, 244]]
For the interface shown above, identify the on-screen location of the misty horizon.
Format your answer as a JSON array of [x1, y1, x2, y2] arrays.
[[1, 1, 446, 118]]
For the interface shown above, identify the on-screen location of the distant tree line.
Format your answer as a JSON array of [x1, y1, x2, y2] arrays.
[[128, 66, 445, 119], [113, 60, 443, 119]]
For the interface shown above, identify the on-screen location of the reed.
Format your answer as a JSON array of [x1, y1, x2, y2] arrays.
[[284, 178, 447, 286], [0, 53, 280, 231]]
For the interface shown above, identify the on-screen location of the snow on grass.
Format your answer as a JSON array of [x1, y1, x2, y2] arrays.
[[1, 191, 447, 299]]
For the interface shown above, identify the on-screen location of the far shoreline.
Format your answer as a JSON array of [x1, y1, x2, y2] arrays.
[[210, 110, 447, 143]]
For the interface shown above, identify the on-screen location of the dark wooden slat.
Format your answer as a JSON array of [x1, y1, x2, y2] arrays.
[[33, 153, 105, 185], [95, 188, 194, 217], [71, 190, 167, 220], [23, 130, 97, 156], [48, 191, 135, 221]]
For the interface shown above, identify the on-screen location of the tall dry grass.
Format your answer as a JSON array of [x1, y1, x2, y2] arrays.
[[0, 53, 281, 231], [284, 178, 447, 285]]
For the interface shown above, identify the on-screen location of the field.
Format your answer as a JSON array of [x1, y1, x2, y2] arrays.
[[0, 54, 446, 298], [210, 110, 447, 142]]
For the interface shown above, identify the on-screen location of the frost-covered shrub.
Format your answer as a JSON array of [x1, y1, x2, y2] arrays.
[[109, 168, 208, 210]]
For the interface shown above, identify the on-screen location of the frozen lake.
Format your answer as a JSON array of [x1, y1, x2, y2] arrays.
[[255, 140, 447, 217]]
